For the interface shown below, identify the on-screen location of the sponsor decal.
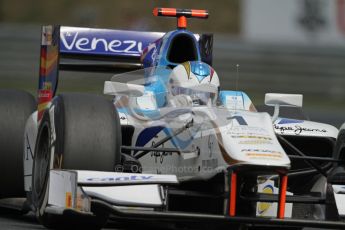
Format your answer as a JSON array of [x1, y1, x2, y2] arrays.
[[61, 31, 143, 54], [241, 149, 282, 154], [141, 41, 158, 63], [246, 153, 282, 158], [150, 142, 172, 164], [257, 184, 274, 215], [231, 135, 272, 140], [227, 115, 248, 126], [227, 126, 269, 135], [37, 89, 53, 120], [65, 192, 72, 208], [25, 134, 34, 161], [202, 158, 218, 169], [274, 124, 327, 135], [118, 112, 128, 125], [42, 26, 53, 45], [76, 189, 90, 212], [86, 175, 153, 182], [225, 95, 244, 110], [140, 38, 162, 68], [278, 118, 304, 125], [238, 140, 272, 145], [42, 82, 52, 91], [242, 149, 283, 159], [38, 26, 59, 121], [256, 179, 293, 217], [208, 135, 214, 157], [59, 28, 163, 57]]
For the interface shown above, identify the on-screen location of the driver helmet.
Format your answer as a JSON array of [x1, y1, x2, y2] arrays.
[[168, 61, 219, 106]]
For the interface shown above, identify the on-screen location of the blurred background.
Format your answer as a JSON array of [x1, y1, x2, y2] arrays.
[[0, 0, 344, 127]]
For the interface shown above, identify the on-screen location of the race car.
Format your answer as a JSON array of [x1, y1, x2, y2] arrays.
[[0, 7, 345, 230]]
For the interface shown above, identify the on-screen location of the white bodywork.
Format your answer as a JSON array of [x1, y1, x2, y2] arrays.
[[273, 118, 338, 138], [46, 170, 177, 214], [265, 93, 303, 108], [104, 81, 145, 97], [22, 83, 341, 220], [332, 185, 345, 218], [121, 105, 291, 181], [265, 93, 338, 138]]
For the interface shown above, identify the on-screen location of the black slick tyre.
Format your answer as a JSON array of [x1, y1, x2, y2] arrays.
[[32, 93, 121, 229], [0, 89, 35, 198]]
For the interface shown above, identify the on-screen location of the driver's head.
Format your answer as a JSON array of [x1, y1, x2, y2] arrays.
[[168, 61, 219, 106]]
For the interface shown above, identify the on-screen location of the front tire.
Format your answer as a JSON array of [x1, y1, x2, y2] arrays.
[[0, 89, 35, 199], [32, 93, 122, 229]]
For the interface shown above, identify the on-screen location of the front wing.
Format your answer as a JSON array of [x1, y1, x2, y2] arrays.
[[45, 170, 345, 229]]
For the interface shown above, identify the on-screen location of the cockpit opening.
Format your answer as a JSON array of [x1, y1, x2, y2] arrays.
[[167, 34, 198, 64]]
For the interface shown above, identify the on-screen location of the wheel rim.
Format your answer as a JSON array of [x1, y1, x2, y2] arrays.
[[33, 123, 51, 208]]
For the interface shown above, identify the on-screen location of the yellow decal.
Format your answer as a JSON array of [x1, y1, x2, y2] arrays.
[[43, 82, 52, 90], [76, 194, 83, 211], [182, 61, 191, 79], [65, 192, 72, 208], [258, 185, 274, 215], [246, 153, 283, 158], [238, 140, 272, 145]]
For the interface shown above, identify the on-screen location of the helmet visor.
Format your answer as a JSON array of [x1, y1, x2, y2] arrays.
[[171, 86, 216, 106]]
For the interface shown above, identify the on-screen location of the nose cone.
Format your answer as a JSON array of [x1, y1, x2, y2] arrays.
[[216, 111, 290, 169]]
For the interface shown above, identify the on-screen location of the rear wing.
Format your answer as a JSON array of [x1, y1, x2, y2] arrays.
[[59, 26, 164, 71], [37, 25, 213, 120]]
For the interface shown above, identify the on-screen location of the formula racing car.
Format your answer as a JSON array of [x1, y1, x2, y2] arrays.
[[0, 7, 345, 230]]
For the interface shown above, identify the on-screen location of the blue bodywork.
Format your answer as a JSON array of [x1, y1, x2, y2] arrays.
[[140, 29, 203, 107]]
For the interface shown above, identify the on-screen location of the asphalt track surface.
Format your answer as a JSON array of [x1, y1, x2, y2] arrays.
[[0, 211, 45, 230], [0, 208, 327, 230], [0, 208, 171, 230], [0, 210, 122, 230], [0, 210, 179, 230]]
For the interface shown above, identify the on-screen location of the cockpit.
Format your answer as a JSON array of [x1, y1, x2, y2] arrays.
[[167, 33, 198, 64]]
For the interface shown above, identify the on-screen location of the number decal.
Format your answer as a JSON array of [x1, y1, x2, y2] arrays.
[[228, 115, 248, 126]]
